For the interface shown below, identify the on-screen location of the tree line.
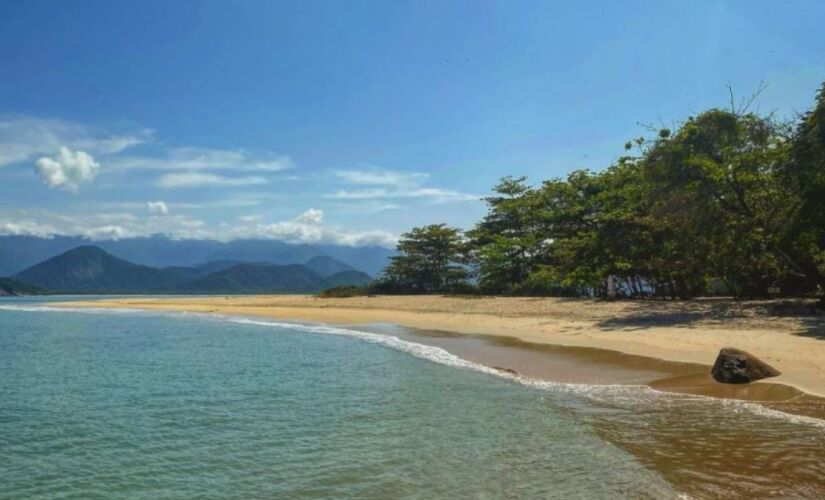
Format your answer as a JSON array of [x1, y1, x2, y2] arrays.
[[368, 82, 825, 300]]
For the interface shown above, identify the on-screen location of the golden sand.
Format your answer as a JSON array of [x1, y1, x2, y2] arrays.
[[56, 295, 825, 398]]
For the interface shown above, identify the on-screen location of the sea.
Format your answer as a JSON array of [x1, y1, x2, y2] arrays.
[[2, 297, 825, 499]]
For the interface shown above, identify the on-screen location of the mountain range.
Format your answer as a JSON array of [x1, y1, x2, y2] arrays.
[[0, 235, 394, 277], [11, 246, 373, 294]]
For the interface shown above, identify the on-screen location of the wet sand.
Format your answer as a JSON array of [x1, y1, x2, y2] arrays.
[[376, 324, 825, 420], [371, 324, 825, 497], [55, 295, 825, 397]]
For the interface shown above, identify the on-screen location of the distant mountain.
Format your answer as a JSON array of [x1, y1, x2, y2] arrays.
[[0, 277, 48, 296], [0, 235, 87, 276], [15, 246, 195, 292], [0, 235, 394, 276], [314, 244, 394, 277], [199, 240, 321, 266], [195, 259, 272, 274], [161, 266, 205, 282], [13, 246, 373, 294], [304, 256, 356, 277], [177, 264, 372, 293], [176, 263, 325, 293]]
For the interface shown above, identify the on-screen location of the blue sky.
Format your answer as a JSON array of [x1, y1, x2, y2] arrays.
[[1, 0, 823, 247]]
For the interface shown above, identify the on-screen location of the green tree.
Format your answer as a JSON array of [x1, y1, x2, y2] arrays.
[[466, 176, 553, 293], [641, 108, 798, 296], [376, 79, 825, 301], [379, 224, 468, 293], [788, 82, 825, 295]]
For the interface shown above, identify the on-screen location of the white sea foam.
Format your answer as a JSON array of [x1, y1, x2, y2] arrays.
[[220, 317, 825, 430], [0, 304, 148, 315], [5, 303, 825, 430]]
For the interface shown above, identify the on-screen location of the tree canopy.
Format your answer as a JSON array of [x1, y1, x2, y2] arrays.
[[376, 224, 468, 294], [378, 81, 825, 300]]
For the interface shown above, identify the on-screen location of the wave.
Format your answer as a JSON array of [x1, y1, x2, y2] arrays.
[[4, 303, 825, 430], [0, 304, 149, 314]]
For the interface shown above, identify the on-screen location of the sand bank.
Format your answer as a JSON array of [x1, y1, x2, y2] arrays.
[[54, 295, 825, 400]]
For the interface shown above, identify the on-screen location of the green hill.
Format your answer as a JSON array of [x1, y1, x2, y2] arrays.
[[13, 246, 374, 294], [304, 256, 356, 278], [0, 277, 48, 296], [195, 259, 271, 274], [15, 246, 195, 292], [177, 263, 325, 293]]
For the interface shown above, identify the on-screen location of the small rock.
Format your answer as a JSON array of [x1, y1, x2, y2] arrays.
[[490, 366, 518, 376], [711, 347, 781, 384]]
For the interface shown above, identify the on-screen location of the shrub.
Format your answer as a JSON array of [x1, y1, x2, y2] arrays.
[[317, 285, 368, 298]]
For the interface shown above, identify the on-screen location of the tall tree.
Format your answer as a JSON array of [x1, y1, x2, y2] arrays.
[[788, 82, 825, 293], [466, 176, 552, 293], [377, 79, 825, 300], [641, 108, 798, 296], [379, 224, 468, 293]]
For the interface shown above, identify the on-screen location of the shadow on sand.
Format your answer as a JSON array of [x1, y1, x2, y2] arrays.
[[592, 299, 825, 339]]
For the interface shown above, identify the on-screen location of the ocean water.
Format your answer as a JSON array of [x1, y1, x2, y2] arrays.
[[2, 298, 825, 499]]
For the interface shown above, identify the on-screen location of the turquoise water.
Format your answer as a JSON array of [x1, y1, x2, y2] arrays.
[[3, 298, 825, 498]]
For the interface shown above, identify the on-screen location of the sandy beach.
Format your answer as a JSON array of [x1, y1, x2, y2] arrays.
[[57, 295, 825, 399]]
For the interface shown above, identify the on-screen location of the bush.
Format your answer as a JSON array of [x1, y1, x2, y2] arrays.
[[317, 285, 368, 298], [445, 281, 480, 295]]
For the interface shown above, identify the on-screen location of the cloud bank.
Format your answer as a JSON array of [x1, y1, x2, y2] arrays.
[[232, 208, 397, 247], [0, 116, 150, 168], [111, 147, 293, 173], [329, 167, 478, 203], [157, 172, 268, 188], [0, 208, 397, 247]]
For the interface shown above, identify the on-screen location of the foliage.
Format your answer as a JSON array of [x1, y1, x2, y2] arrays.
[[0, 277, 49, 296], [377, 224, 469, 293], [380, 81, 825, 299], [317, 285, 368, 298]]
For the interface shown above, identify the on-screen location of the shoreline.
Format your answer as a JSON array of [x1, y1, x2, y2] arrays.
[[12, 297, 825, 497], [48, 295, 825, 404]]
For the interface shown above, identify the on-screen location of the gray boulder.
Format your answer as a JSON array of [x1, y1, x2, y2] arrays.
[[711, 347, 781, 384]]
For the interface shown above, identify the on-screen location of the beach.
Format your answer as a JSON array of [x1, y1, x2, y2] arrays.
[[11, 295, 825, 496], [59, 295, 825, 399]]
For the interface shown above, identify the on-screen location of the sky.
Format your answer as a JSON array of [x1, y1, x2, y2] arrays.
[[1, 0, 823, 248]]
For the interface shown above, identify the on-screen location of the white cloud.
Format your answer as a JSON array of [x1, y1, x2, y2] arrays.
[[330, 167, 478, 203], [295, 207, 324, 224], [0, 219, 60, 238], [369, 203, 403, 213], [84, 132, 154, 155], [334, 168, 428, 187], [0, 210, 210, 241], [112, 147, 293, 173], [0, 208, 397, 247], [98, 194, 268, 211], [84, 225, 126, 240], [0, 117, 149, 167], [328, 187, 478, 202], [35, 147, 100, 192], [233, 208, 397, 247], [146, 201, 169, 215], [157, 172, 268, 188], [0, 116, 289, 191]]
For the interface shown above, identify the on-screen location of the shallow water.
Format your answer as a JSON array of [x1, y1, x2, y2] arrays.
[[2, 298, 825, 498]]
